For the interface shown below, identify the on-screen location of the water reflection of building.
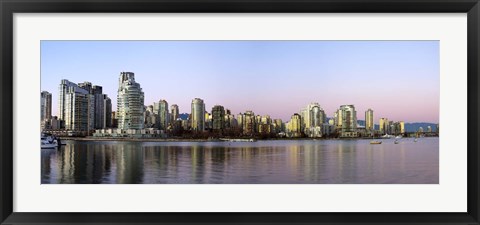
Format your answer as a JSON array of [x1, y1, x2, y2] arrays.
[[115, 144, 144, 184]]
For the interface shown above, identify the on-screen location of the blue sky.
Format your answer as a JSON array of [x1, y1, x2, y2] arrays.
[[41, 41, 439, 123]]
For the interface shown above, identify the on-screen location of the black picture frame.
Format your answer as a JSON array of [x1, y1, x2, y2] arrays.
[[1, 0, 479, 224]]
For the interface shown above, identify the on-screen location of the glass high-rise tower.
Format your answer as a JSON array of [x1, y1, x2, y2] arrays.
[[365, 108, 374, 132], [191, 98, 205, 131], [117, 72, 145, 130]]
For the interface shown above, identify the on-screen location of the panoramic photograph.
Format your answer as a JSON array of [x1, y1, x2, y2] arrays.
[[40, 40, 439, 184]]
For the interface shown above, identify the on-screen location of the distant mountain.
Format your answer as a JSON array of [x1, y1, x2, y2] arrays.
[[178, 113, 189, 120], [357, 120, 437, 133], [404, 123, 438, 133]]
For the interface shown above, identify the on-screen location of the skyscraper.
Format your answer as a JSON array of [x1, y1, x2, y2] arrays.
[[41, 91, 52, 130], [339, 105, 357, 137], [58, 79, 94, 132], [212, 105, 225, 131], [103, 94, 112, 128], [157, 99, 169, 131], [59, 79, 88, 121], [64, 92, 94, 131], [92, 85, 105, 129], [171, 104, 179, 123], [365, 108, 374, 132], [117, 72, 145, 130], [40, 91, 52, 121], [379, 118, 388, 134], [287, 113, 302, 137], [242, 111, 256, 135], [191, 98, 205, 131], [300, 103, 325, 137]]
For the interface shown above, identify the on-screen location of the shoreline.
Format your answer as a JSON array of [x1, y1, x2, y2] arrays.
[[59, 136, 433, 142]]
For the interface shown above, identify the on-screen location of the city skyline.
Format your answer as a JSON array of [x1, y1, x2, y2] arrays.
[[41, 40, 439, 123]]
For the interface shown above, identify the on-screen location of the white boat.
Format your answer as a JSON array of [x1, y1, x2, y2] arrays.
[[381, 134, 393, 139], [41, 135, 58, 149], [220, 138, 256, 142], [394, 140, 399, 144], [395, 135, 402, 139]]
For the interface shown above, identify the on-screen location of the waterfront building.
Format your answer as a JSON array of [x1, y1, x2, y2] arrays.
[[103, 94, 112, 128], [49, 116, 62, 130], [78, 81, 92, 93], [255, 115, 262, 128], [365, 109, 374, 132], [58, 79, 88, 121], [153, 102, 160, 115], [224, 109, 235, 129], [157, 99, 169, 131], [427, 126, 432, 133], [243, 111, 256, 135], [144, 105, 157, 128], [259, 115, 273, 134], [418, 127, 424, 133], [212, 105, 225, 132], [205, 112, 212, 130], [300, 103, 325, 137], [334, 110, 343, 131], [58, 79, 94, 133], [191, 98, 205, 131], [181, 119, 189, 130], [92, 85, 106, 129], [338, 105, 357, 137], [41, 91, 52, 121], [400, 121, 405, 134], [64, 91, 94, 132], [287, 113, 302, 137], [41, 91, 52, 130], [379, 118, 389, 134], [58, 79, 112, 132], [274, 119, 283, 133], [117, 72, 145, 130], [111, 111, 118, 128], [389, 121, 394, 135], [237, 113, 244, 132], [171, 104, 179, 123]]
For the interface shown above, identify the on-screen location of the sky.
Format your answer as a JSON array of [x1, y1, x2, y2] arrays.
[[41, 41, 439, 123]]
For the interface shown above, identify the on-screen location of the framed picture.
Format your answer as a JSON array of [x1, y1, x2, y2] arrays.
[[1, 0, 479, 224]]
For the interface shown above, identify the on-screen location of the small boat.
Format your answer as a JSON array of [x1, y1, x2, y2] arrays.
[[41, 137, 58, 149], [394, 140, 399, 144], [370, 141, 382, 144], [41, 133, 62, 149], [381, 134, 393, 139], [220, 138, 256, 142], [395, 135, 402, 139], [414, 138, 418, 142]]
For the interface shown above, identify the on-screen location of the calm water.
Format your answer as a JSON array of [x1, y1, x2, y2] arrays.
[[41, 138, 439, 184]]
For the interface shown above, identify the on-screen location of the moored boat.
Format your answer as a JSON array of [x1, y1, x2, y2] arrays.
[[41, 134, 61, 149]]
